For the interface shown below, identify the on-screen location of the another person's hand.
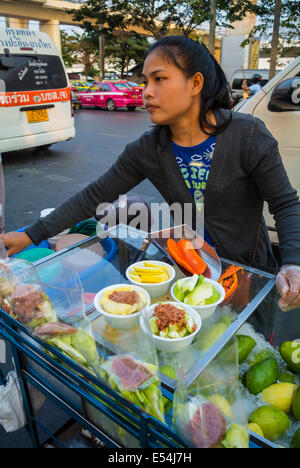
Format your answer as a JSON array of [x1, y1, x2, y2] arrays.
[[0, 231, 32, 256], [276, 265, 300, 312]]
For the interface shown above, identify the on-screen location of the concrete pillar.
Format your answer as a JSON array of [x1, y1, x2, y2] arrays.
[[40, 20, 61, 53], [6, 17, 29, 29]]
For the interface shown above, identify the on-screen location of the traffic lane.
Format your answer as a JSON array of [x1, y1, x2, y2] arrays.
[[2, 108, 164, 233]]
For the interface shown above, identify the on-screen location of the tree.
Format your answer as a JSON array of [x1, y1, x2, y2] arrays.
[[269, 0, 282, 79], [60, 30, 78, 69], [60, 31, 99, 79], [70, 0, 131, 42], [242, 0, 300, 76], [75, 34, 100, 79], [208, 0, 217, 55], [70, 0, 135, 78], [105, 33, 149, 78]]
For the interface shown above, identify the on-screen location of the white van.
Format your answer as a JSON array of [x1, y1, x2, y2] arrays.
[[0, 28, 75, 153], [235, 57, 300, 230]]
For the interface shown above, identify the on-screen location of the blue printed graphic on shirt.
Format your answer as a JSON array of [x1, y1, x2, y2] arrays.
[[172, 136, 216, 245]]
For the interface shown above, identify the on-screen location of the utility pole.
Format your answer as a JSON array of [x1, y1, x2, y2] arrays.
[[269, 0, 282, 80], [99, 35, 105, 81], [208, 0, 217, 56]]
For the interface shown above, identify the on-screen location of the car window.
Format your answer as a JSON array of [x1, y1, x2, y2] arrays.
[[100, 84, 111, 92], [0, 54, 67, 92], [128, 81, 139, 87], [232, 78, 268, 90], [114, 83, 130, 90], [232, 78, 245, 90], [88, 86, 100, 92]]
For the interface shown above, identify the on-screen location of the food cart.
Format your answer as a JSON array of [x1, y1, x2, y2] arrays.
[[0, 224, 298, 449]]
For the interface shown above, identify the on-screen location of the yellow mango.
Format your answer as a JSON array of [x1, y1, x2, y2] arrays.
[[138, 274, 168, 283], [207, 394, 234, 419], [129, 274, 142, 282], [262, 382, 297, 414], [143, 262, 168, 271], [133, 267, 164, 274], [247, 423, 264, 438]]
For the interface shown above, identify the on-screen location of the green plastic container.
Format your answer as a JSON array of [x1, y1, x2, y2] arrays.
[[15, 248, 62, 284]]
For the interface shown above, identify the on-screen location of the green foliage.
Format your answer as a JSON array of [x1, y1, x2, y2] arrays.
[[60, 30, 99, 79], [105, 33, 149, 77], [69, 0, 299, 75], [241, 0, 300, 53], [60, 30, 79, 68]]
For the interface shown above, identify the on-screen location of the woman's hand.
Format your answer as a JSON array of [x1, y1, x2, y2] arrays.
[[276, 265, 300, 312], [0, 231, 33, 256]]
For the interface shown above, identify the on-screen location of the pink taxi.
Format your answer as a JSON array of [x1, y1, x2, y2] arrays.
[[78, 81, 144, 111]]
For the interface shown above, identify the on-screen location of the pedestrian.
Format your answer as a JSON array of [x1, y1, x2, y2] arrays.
[[0, 36, 300, 312], [242, 73, 263, 96]]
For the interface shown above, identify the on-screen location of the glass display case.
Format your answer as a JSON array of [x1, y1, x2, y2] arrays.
[[0, 224, 298, 448]]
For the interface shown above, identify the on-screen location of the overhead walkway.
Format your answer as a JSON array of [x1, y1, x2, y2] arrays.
[[0, 0, 222, 59]]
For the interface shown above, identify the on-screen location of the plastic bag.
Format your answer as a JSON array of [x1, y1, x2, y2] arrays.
[[100, 354, 165, 423], [0, 371, 26, 432], [0, 259, 101, 376], [173, 338, 249, 448], [86, 284, 165, 423], [32, 273, 102, 376], [0, 259, 57, 332], [0, 257, 57, 331]]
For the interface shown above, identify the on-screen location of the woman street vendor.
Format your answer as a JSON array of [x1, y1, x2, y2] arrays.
[[1, 36, 300, 312]]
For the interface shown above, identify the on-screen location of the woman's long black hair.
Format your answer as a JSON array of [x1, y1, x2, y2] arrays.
[[144, 36, 233, 136]]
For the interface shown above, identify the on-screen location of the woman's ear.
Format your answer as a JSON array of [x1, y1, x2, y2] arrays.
[[191, 72, 204, 96]]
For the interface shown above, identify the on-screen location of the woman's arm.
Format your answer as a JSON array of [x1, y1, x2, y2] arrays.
[[0, 136, 147, 253]]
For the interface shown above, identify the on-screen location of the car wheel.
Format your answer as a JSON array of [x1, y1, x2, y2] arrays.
[[127, 106, 136, 111], [106, 99, 116, 111]]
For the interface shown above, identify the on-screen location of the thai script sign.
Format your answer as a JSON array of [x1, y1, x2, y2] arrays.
[[0, 87, 71, 107]]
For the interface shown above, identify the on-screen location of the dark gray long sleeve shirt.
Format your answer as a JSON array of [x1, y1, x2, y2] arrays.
[[25, 109, 300, 271]]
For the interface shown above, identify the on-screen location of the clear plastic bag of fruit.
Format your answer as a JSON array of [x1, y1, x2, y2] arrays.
[[32, 272, 102, 376], [0, 257, 56, 331], [87, 288, 166, 424], [173, 337, 249, 448]]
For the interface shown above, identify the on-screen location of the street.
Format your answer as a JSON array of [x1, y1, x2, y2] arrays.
[[0, 107, 165, 448], [3, 108, 164, 233]]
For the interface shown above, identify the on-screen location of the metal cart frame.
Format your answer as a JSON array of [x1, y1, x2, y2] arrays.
[[0, 226, 279, 448]]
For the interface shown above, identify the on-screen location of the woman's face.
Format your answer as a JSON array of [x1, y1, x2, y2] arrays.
[[142, 50, 201, 126]]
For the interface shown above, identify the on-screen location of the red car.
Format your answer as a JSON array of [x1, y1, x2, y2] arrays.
[[78, 81, 143, 111], [116, 80, 144, 95]]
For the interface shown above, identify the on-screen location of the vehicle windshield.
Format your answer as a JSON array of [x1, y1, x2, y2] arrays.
[[87, 86, 99, 92], [128, 82, 139, 87], [0, 54, 67, 92], [114, 83, 131, 90]]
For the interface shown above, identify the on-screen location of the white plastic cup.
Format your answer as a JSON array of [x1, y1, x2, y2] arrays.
[[126, 260, 175, 299], [170, 278, 225, 319]]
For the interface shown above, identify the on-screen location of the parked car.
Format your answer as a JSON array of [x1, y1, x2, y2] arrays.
[[71, 80, 93, 92], [235, 57, 300, 231], [78, 81, 143, 111], [117, 80, 144, 95]]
